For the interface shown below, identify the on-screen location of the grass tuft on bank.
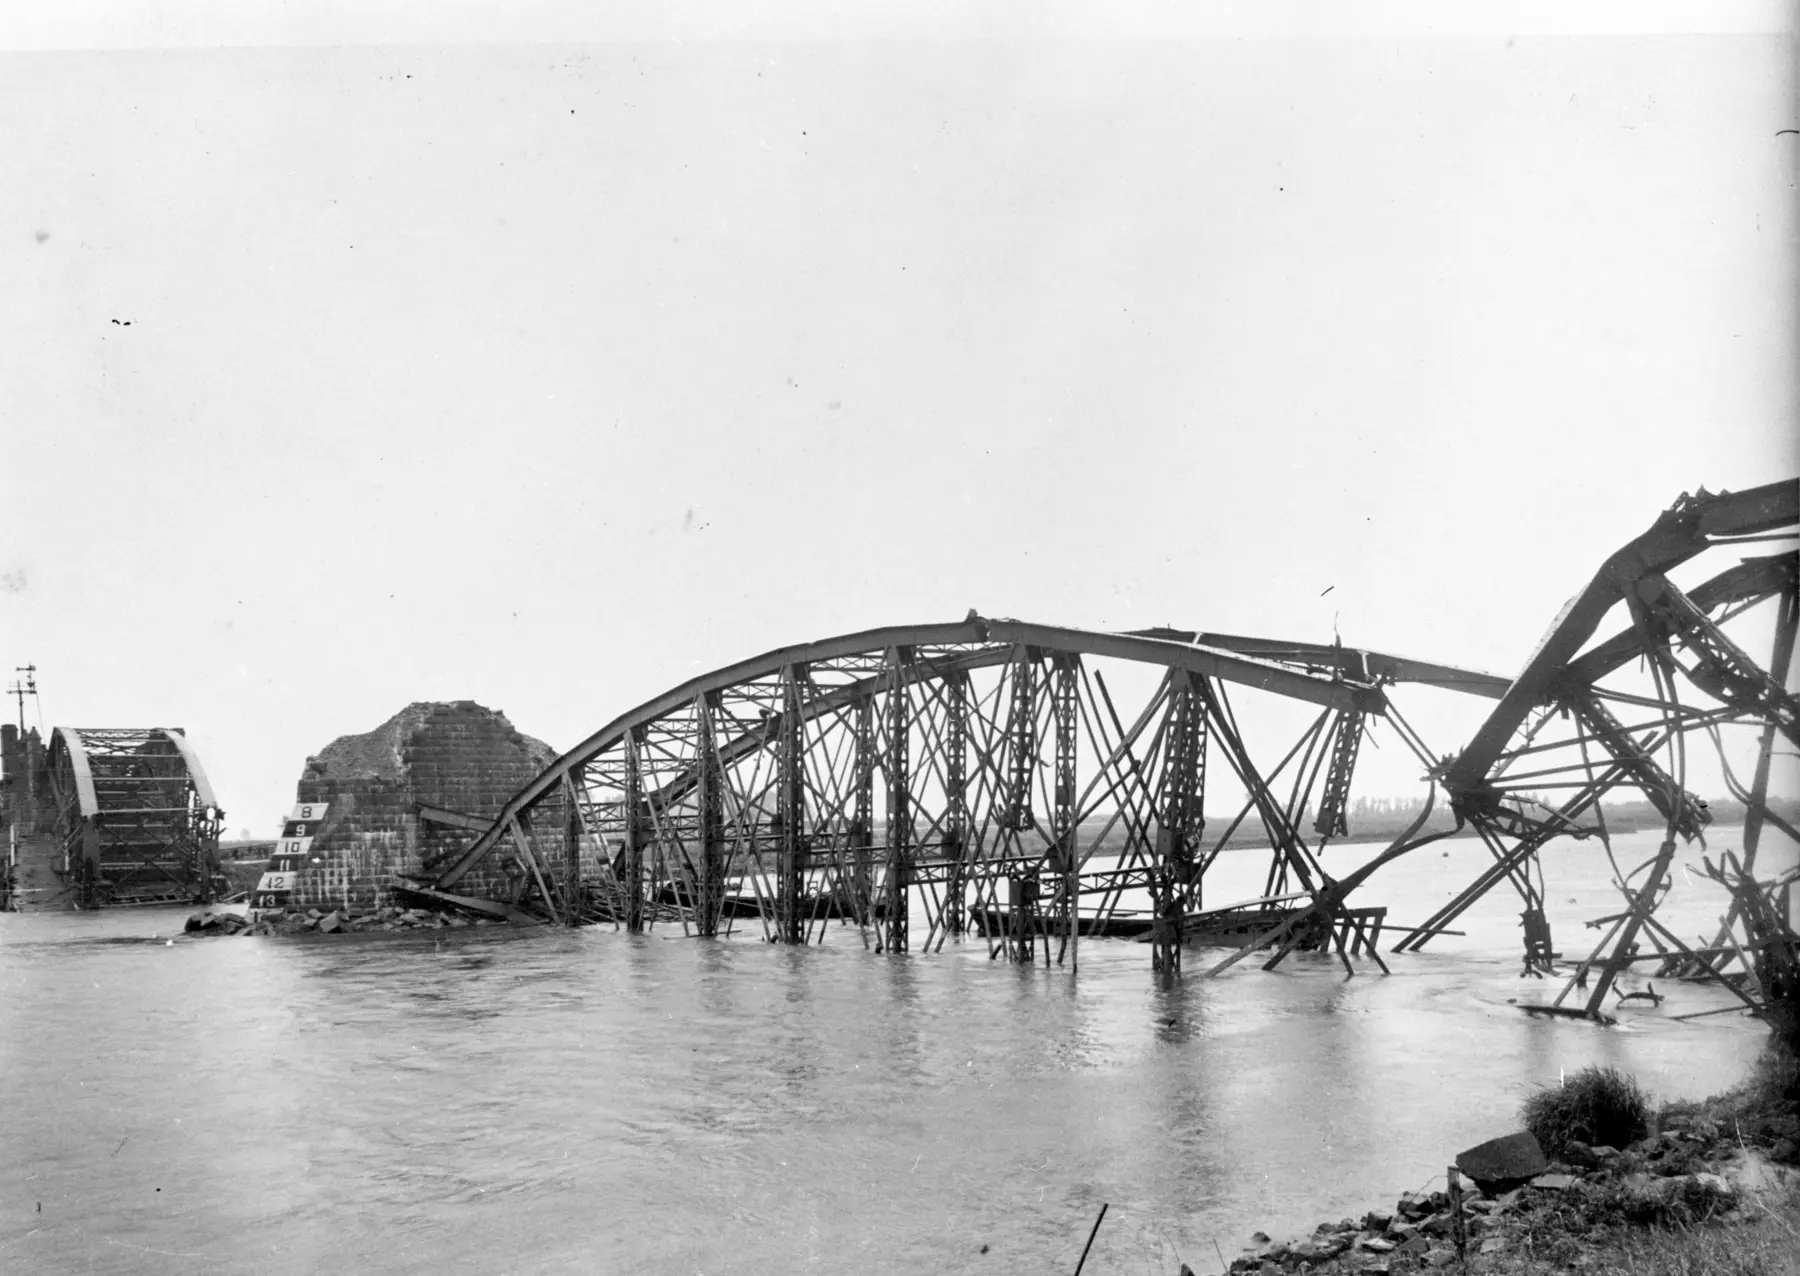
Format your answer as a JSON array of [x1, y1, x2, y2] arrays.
[[1522, 1063, 1651, 1156], [1496, 1044, 1800, 1276]]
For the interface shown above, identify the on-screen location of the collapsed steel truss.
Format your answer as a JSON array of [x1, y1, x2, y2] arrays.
[[1399, 480, 1800, 1017], [424, 481, 1797, 1008], [46, 727, 225, 907], [428, 620, 1505, 966]]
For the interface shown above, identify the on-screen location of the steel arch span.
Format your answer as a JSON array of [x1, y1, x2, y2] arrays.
[[45, 726, 226, 907], [422, 617, 1506, 968]]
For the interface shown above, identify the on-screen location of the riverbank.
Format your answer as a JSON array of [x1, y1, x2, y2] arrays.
[[1220, 1052, 1800, 1275]]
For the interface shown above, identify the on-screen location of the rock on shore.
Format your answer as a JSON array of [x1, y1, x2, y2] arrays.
[[1223, 1118, 1795, 1274]]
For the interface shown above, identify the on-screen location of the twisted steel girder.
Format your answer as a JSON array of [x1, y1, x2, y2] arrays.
[[1401, 481, 1800, 1007]]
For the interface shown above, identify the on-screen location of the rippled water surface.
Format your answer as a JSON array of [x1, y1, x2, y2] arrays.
[[2, 825, 1790, 1275]]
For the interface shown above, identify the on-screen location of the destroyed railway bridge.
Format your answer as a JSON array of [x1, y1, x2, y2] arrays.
[[407, 480, 1798, 1021], [7, 482, 1792, 1024]]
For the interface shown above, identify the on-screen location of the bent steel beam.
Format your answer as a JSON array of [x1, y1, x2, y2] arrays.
[[1562, 552, 1797, 690], [1405, 481, 1800, 990], [1445, 480, 1798, 799]]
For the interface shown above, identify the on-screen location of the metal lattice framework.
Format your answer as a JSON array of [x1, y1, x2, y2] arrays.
[[1398, 480, 1799, 1017], [418, 481, 1796, 1003], [428, 619, 1507, 966], [45, 727, 225, 907]]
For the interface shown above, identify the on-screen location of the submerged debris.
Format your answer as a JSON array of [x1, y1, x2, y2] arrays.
[[183, 903, 518, 937]]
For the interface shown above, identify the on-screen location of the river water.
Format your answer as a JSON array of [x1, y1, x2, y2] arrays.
[[2, 825, 1791, 1276]]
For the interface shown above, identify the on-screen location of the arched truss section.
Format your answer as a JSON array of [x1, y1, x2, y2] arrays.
[[1400, 479, 1799, 1018], [45, 727, 225, 908], [429, 618, 1506, 964]]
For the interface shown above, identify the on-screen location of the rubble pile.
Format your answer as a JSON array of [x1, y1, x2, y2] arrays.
[[1221, 1120, 1796, 1275], [184, 905, 508, 938]]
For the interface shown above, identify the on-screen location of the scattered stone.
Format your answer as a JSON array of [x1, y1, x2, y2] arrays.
[[1395, 1192, 1433, 1221], [1653, 1148, 1701, 1177], [1217, 1096, 1784, 1276], [1456, 1131, 1549, 1187], [317, 912, 342, 933], [1692, 1172, 1732, 1197], [1291, 1234, 1349, 1262], [1562, 1140, 1599, 1169]]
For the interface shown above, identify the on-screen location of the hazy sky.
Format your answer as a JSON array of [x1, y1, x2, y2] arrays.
[[3, 4, 1795, 835]]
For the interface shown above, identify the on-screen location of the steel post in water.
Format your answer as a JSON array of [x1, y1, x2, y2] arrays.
[[621, 732, 646, 933], [1051, 654, 1079, 967], [852, 693, 875, 929], [694, 693, 725, 938], [882, 646, 912, 953], [777, 664, 806, 945], [1001, 648, 1038, 963], [944, 670, 969, 936], [1154, 672, 1207, 973], [562, 784, 583, 924]]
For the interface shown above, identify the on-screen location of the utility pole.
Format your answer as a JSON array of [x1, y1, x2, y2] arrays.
[[7, 666, 37, 732]]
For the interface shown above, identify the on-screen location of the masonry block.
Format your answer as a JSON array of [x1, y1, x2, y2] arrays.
[[291, 702, 559, 910]]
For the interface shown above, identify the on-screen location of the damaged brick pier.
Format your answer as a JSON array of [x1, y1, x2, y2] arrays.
[[281, 701, 570, 914]]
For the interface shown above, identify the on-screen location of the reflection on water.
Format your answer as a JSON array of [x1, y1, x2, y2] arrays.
[[0, 826, 1789, 1275]]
